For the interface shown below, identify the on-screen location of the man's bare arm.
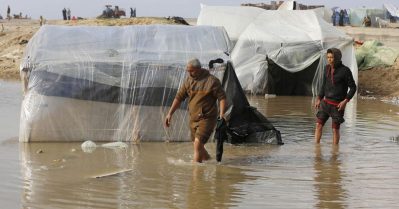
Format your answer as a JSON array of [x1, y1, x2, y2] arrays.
[[219, 98, 227, 119], [165, 99, 182, 127]]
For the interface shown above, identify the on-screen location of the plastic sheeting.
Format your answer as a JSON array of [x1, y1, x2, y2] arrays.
[[384, 4, 399, 18], [197, 5, 264, 45], [198, 7, 358, 95], [19, 25, 282, 144], [356, 40, 399, 70], [384, 4, 399, 21]]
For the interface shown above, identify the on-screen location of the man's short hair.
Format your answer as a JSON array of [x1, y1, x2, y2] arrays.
[[187, 58, 201, 69]]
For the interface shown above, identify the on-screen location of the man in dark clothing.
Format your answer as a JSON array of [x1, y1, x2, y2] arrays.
[[62, 8, 67, 20], [165, 58, 227, 163], [314, 48, 357, 144], [339, 10, 344, 26], [7, 5, 10, 20]]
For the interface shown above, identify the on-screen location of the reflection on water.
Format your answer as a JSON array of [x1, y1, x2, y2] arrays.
[[19, 142, 254, 208], [1, 80, 399, 208], [314, 145, 346, 209]]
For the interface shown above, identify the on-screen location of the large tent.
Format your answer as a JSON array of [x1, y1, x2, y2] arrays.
[[19, 25, 282, 144], [198, 6, 358, 95]]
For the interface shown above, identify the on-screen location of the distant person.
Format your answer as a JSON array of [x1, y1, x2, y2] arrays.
[[339, 10, 344, 26], [363, 16, 371, 27], [62, 8, 67, 20], [130, 7, 134, 17], [165, 58, 227, 163], [343, 9, 350, 25], [314, 48, 357, 145], [335, 11, 340, 26], [331, 12, 336, 26], [7, 5, 10, 20], [39, 15, 46, 26], [67, 8, 71, 20]]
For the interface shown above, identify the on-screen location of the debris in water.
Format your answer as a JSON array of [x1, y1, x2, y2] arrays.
[[92, 169, 133, 178], [101, 142, 128, 149], [81, 140, 97, 153]]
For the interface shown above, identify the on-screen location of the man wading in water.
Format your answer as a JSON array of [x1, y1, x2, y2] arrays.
[[314, 48, 357, 144], [165, 58, 227, 162]]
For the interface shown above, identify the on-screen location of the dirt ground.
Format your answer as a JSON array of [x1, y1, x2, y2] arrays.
[[1, 19, 398, 97], [358, 59, 399, 97]]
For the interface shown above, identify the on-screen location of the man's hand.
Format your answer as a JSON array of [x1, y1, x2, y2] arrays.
[[337, 99, 348, 111], [314, 97, 321, 110], [165, 114, 172, 127]]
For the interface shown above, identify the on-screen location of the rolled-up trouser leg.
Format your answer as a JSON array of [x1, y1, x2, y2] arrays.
[[190, 118, 217, 144]]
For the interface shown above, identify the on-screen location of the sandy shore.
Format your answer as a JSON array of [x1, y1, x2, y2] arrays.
[[0, 18, 398, 97]]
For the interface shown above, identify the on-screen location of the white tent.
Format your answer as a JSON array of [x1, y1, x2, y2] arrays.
[[19, 25, 282, 144], [198, 6, 358, 95]]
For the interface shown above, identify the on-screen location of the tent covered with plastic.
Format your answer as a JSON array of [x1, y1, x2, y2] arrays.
[[349, 8, 385, 27], [19, 25, 282, 145], [198, 6, 358, 95]]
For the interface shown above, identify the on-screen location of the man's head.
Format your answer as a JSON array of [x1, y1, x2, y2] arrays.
[[327, 48, 342, 66], [186, 58, 202, 78]]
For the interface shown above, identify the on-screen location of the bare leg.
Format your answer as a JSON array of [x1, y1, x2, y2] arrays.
[[193, 138, 211, 163], [333, 128, 340, 145], [193, 138, 202, 163], [315, 123, 324, 143]]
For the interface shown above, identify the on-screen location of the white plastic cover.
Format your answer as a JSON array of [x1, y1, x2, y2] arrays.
[[384, 4, 399, 18], [198, 6, 358, 94], [19, 25, 231, 142]]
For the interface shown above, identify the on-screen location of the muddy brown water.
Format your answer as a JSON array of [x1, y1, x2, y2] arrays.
[[1, 80, 399, 208]]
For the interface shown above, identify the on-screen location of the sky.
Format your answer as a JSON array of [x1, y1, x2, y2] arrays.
[[0, 0, 397, 19]]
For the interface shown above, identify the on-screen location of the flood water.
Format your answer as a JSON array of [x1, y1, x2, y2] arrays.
[[1, 80, 399, 208]]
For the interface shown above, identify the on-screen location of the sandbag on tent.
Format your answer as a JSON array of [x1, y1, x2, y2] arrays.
[[198, 7, 358, 95], [19, 25, 282, 144]]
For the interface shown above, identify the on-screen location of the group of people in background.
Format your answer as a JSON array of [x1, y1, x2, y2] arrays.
[[332, 9, 350, 26], [62, 8, 71, 20], [1, 5, 29, 20], [130, 7, 136, 18]]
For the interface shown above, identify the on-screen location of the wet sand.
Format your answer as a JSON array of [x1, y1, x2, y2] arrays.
[[1, 80, 399, 208]]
